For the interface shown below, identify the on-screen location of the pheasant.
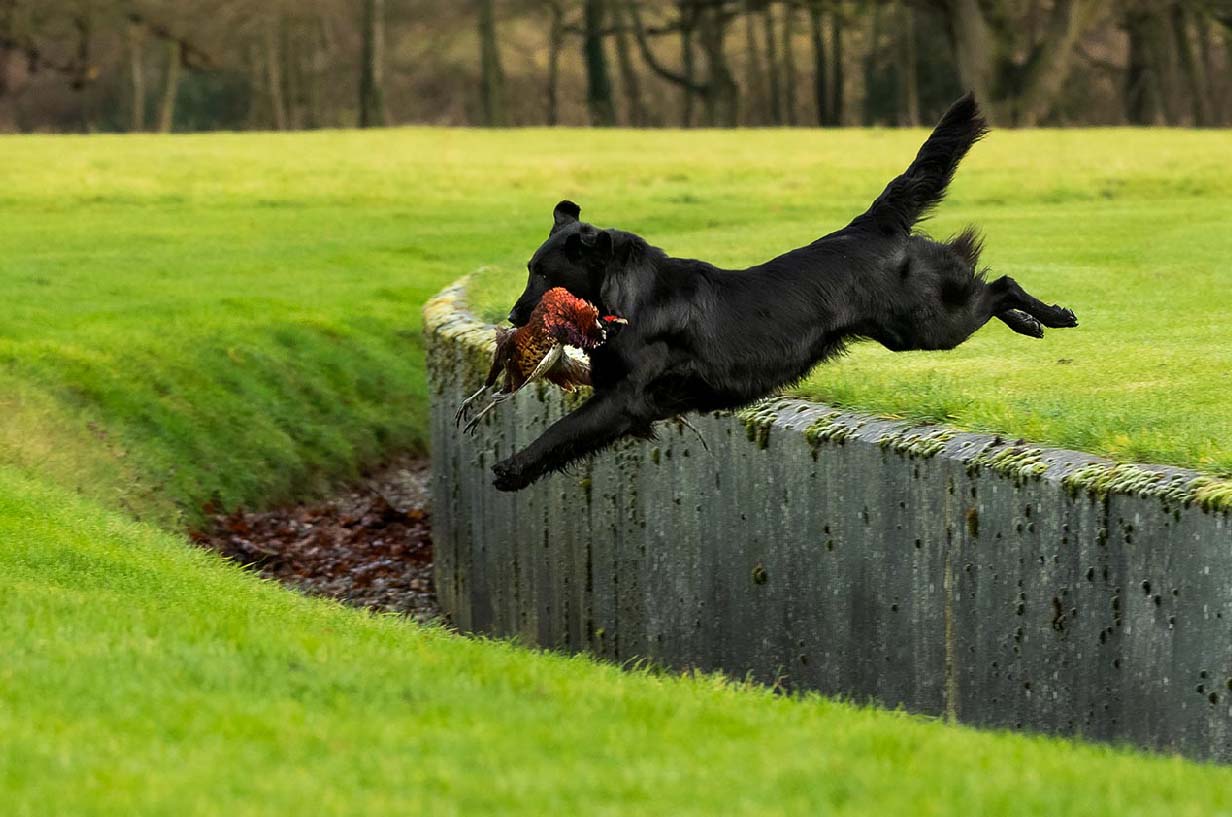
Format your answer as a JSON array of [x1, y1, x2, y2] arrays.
[[455, 288, 624, 434]]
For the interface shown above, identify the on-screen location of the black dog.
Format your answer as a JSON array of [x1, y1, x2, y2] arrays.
[[490, 94, 1077, 492]]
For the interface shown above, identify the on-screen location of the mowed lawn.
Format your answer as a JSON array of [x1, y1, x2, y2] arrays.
[[2, 127, 1232, 815]]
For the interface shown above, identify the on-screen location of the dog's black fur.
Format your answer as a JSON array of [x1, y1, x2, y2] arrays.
[[490, 94, 1077, 492]]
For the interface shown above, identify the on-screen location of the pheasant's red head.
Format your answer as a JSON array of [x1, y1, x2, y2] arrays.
[[536, 288, 606, 350]]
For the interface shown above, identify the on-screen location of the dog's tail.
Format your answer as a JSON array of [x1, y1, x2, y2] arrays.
[[849, 93, 988, 236]]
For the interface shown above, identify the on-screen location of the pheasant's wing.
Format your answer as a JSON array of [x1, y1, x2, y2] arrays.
[[516, 343, 563, 392], [456, 328, 515, 427], [547, 351, 591, 391]]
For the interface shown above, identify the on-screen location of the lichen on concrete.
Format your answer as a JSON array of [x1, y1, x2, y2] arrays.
[[736, 401, 780, 450], [803, 412, 861, 447], [967, 444, 1049, 482], [1062, 462, 1232, 512], [876, 426, 958, 459]]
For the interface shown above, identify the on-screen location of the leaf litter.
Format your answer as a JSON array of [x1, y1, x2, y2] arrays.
[[192, 459, 442, 624]]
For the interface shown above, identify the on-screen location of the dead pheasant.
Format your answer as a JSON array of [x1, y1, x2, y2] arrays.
[[455, 288, 623, 434]]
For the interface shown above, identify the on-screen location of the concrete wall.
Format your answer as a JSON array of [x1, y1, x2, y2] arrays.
[[426, 280, 1232, 762]]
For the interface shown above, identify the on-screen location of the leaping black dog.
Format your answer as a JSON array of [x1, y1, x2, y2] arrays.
[[490, 94, 1077, 492]]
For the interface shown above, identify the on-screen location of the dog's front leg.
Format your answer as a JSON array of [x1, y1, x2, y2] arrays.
[[491, 389, 642, 492]]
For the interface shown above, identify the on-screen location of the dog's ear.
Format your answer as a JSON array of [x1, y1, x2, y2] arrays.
[[551, 200, 582, 234], [565, 226, 612, 264]]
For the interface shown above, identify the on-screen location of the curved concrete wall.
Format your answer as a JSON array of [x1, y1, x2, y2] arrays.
[[426, 280, 1232, 762]]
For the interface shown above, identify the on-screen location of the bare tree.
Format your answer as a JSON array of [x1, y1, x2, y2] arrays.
[[930, 0, 1107, 126], [2, 0, 1229, 132]]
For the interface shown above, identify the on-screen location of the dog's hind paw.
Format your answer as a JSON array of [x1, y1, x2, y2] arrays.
[[1044, 305, 1079, 329]]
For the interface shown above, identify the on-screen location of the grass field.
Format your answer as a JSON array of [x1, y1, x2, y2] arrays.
[[3, 127, 1232, 815]]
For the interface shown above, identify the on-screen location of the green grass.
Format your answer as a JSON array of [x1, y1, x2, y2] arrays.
[[3, 127, 1232, 815]]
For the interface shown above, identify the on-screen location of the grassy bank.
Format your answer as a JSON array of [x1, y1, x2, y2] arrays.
[[3, 128, 1232, 814], [5, 468, 1232, 816]]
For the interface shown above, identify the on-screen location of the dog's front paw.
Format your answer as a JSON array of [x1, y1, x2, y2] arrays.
[[492, 458, 530, 492]]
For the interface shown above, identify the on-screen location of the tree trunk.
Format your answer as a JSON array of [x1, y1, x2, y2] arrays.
[[897, 1, 918, 126], [1195, 12, 1221, 124], [862, 0, 882, 124], [584, 0, 615, 126], [628, 0, 707, 127], [282, 19, 302, 130], [1013, 0, 1086, 125], [127, 19, 145, 132], [304, 15, 328, 129], [680, 1, 697, 127], [610, 0, 646, 126], [743, 1, 764, 125], [698, 3, 738, 126], [545, 1, 565, 126], [477, 0, 505, 126], [1172, 4, 1209, 126], [829, 4, 844, 125], [943, 0, 995, 111], [157, 39, 181, 133], [72, 12, 94, 132], [264, 18, 288, 131], [1124, 7, 1173, 125], [245, 41, 263, 130], [938, 0, 1100, 126], [360, 0, 387, 127], [781, 2, 798, 126], [808, 0, 829, 126], [763, 4, 782, 124]]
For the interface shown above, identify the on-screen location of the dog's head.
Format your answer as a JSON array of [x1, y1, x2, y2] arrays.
[[508, 200, 618, 326]]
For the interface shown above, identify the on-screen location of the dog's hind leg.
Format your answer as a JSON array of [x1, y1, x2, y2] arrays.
[[996, 309, 1044, 338], [986, 276, 1078, 329]]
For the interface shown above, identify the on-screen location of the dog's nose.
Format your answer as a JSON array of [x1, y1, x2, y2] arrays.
[[507, 310, 517, 324]]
